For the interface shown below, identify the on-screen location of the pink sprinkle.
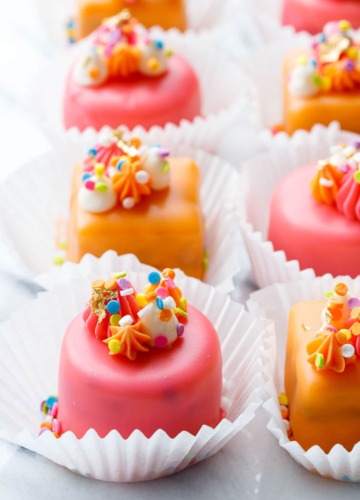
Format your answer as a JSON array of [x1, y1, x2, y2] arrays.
[[52, 419, 62, 435], [349, 298, 360, 309], [157, 287, 168, 299], [51, 402, 58, 418], [84, 180, 95, 191], [166, 278, 176, 290], [155, 335, 168, 348]]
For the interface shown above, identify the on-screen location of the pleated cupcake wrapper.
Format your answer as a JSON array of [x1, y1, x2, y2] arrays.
[[0, 254, 265, 482], [0, 128, 241, 292], [33, 0, 285, 50], [235, 122, 360, 288], [29, 24, 261, 154], [247, 275, 360, 481]]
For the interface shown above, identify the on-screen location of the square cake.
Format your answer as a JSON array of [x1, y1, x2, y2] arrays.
[[75, 0, 186, 39], [66, 130, 205, 278], [285, 283, 360, 452], [284, 20, 360, 134]]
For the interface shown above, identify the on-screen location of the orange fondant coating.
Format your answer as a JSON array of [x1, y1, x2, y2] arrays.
[[66, 158, 205, 278], [76, 0, 186, 38], [283, 51, 360, 134], [285, 300, 360, 452]]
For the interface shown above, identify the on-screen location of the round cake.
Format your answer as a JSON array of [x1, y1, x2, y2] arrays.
[[282, 0, 360, 34], [56, 269, 223, 438], [268, 142, 360, 278], [63, 10, 201, 131]]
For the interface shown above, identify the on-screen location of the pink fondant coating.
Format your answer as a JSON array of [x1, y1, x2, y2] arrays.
[[63, 54, 201, 131], [58, 305, 223, 438], [282, 0, 360, 34], [268, 163, 360, 277]]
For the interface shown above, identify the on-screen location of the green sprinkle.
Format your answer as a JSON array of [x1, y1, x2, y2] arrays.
[[59, 241, 68, 250], [113, 271, 127, 278], [312, 74, 322, 86], [175, 307, 188, 318], [162, 160, 169, 174], [315, 353, 325, 369], [202, 250, 209, 272], [354, 170, 360, 184], [95, 181, 108, 193], [53, 254, 65, 266], [166, 49, 173, 57], [324, 291, 334, 298]]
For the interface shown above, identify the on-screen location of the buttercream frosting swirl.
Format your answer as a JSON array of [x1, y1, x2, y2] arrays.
[[78, 129, 171, 213], [74, 9, 171, 87], [288, 20, 360, 97], [82, 269, 187, 360]]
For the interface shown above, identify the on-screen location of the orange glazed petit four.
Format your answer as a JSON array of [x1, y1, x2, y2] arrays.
[[74, 0, 186, 40], [66, 129, 205, 278], [284, 20, 360, 134], [285, 282, 360, 452]]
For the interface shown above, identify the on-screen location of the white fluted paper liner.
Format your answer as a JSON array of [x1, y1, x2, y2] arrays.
[[247, 275, 360, 481], [235, 122, 360, 289], [0, 253, 265, 482], [30, 27, 261, 154], [33, 0, 284, 49], [0, 127, 242, 292]]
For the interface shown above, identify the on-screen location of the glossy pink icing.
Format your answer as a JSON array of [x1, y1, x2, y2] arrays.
[[63, 53, 201, 131], [268, 163, 360, 277], [336, 170, 360, 220], [58, 305, 223, 438], [282, 0, 360, 34]]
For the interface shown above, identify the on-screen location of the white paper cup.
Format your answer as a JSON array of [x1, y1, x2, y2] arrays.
[[0, 127, 243, 293], [0, 253, 266, 482], [247, 275, 360, 481], [235, 122, 360, 288]]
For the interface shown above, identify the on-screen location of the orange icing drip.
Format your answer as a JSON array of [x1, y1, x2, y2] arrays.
[[111, 156, 151, 204], [105, 321, 151, 360], [322, 60, 360, 92], [306, 331, 347, 373], [107, 44, 141, 78], [310, 161, 345, 204]]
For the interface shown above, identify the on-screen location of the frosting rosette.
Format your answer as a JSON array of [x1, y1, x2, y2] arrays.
[[288, 20, 360, 97], [74, 9, 171, 86], [310, 140, 360, 221]]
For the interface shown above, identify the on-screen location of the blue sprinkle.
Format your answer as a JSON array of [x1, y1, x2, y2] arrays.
[[106, 300, 120, 314], [310, 59, 317, 68], [319, 33, 326, 42], [66, 19, 75, 29], [156, 297, 164, 310], [148, 271, 161, 284], [116, 159, 126, 170], [155, 40, 164, 50], [82, 172, 92, 182], [46, 396, 58, 409], [88, 148, 97, 157]]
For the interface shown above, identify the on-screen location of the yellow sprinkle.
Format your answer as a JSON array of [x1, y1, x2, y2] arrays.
[[297, 55, 307, 66], [338, 328, 352, 340], [135, 293, 147, 308], [351, 322, 360, 336], [108, 339, 122, 354], [175, 307, 188, 318], [147, 58, 160, 71], [301, 323, 311, 331], [113, 271, 126, 279], [179, 297, 187, 312], [110, 314, 121, 326], [347, 47, 359, 60], [278, 393, 288, 406], [53, 254, 65, 266], [95, 163, 105, 177], [59, 241, 67, 250], [321, 76, 331, 91], [338, 19, 351, 31]]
